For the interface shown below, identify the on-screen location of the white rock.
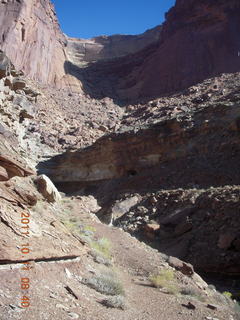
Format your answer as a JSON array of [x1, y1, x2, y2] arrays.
[[67, 312, 79, 319], [65, 268, 72, 279], [35, 174, 61, 203]]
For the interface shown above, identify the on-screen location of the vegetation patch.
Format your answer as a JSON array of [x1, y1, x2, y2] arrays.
[[89, 237, 112, 259], [90, 250, 112, 266], [149, 269, 179, 295], [223, 291, 233, 299], [84, 270, 125, 296]]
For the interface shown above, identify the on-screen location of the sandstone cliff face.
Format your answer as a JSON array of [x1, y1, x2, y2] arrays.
[[0, 0, 163, 94], [0, 0, 68, 87]]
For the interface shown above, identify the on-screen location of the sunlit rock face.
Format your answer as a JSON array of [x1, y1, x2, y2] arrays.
[[0, 0, 68, 87]]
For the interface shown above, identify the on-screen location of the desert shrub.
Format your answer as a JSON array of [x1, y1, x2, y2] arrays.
[[61, 218, 78, 231], [84, 225, 96, 233], [84, 273, 125, 296], [90, 250, 112, 266], [165, 283, 180, 295], [62, 220, 112, 261], [180, 287, 199, 297], [100, 295, 126, 310], [149, 269, 179, 295], [61, 220, 95, 238], [149, 269, 174, 287], [223, 291, 233, 299], [212, 290, 231, 306], [90, 238, 112, 259]]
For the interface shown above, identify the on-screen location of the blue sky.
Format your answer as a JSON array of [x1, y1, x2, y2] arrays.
[[51, 0, 175, 39]]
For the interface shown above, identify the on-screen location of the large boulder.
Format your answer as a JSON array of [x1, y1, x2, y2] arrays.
[[168, 256, 194, 276], [35, 174, 61, 203], [111, 196, 140, 220]]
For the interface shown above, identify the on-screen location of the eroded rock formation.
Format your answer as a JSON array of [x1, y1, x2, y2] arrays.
[[41, 88, 240, 189]]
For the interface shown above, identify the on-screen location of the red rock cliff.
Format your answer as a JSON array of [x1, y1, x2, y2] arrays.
[[136, 0, 240, 98], [0, 0, 68, 87]]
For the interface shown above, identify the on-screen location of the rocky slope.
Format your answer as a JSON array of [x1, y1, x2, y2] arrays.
[[40, 73, 240, 277]]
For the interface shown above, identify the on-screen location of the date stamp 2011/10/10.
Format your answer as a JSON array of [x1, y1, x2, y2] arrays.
[[20, 211, 31, 308]]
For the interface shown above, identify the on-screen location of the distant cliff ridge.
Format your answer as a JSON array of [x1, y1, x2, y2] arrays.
[[66, 26, 162, 66]]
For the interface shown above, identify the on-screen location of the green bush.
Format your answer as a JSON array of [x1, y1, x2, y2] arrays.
[[149, 269, 174, 288], [149, 269, 179, 295], [84, 225, 96, 233], [223, 291, 233, 299], [89, 238, 112, 259]]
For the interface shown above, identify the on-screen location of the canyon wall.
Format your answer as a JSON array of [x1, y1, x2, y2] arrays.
[[135, 0, 240, 99], [0, 0, 69, 87], [65, 0, 240, 102], [0, 0, 163, 95], [2, 0, 240, 102]]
